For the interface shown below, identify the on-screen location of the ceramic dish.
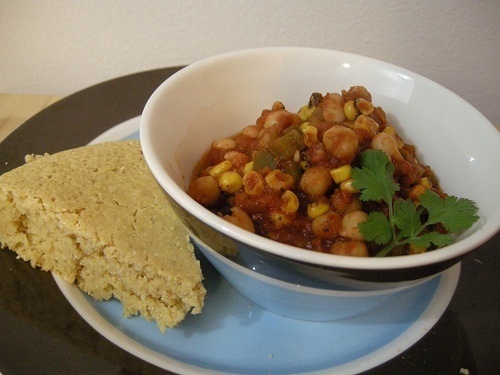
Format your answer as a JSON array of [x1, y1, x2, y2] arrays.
[[140, 47, 500, 287], [54, 118, 461, 374]]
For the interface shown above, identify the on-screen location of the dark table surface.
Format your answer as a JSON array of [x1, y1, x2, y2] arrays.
[[0, 67, 498, 375]]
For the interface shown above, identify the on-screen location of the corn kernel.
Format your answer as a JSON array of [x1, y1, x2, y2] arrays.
[[300, 160, 311, 170], [409, 184, 427, 203], [307, 201, 330, 219], [209, 160, 233, 178], [408, 243, 427, 254], [271, 211, 292, 229], [293, 150, 301, 163], [340, 178, 360, 193], [242, 170, 265, 195], [344, 100, 359, 121], [355, 98, 374, 116], [298, 105, 314, 122], [243, 161, 254, 175], [396, 139, 404, 150], [330, 165, 351, 184], [383, 126, 396, 135], [303, 125, 318, 147], [265, 170, 294, 191], [281, 190, 299, 214], [418, 177, 432, 189], [218, 171, 243, 193], [299, 121, 310, 133]]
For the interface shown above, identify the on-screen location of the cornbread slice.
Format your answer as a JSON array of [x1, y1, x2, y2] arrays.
[[0, 140, 205, 331]]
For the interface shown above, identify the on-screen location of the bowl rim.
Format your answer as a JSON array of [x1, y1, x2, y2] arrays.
[[141, 46, 500, 271]]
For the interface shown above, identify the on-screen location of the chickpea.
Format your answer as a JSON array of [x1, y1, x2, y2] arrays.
[[224, 151, 251, 169], [263, 110, 294, 128], [322, 125, 359, 163], [371, 132, 404, 161], [242, 124, 261, 139], [329, 240, 369, 257], [311, 211, 342, 239], [299, 166, 333, 196], [330, 189, 362, 214], [188, 176, 221, 207], [303, 141, 329, 165], [320, 92, 346, 123], [211, 138, 237, 150], [223, 207, 255, 233], [258, 124, 281, 150], [339, 211, 368, 240]]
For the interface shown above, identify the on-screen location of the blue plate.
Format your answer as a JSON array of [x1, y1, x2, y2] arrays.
[[54, 117, 461, 374]]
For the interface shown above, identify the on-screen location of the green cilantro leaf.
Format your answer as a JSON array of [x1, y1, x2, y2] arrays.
[[351, 150, 399, 206], [358, 212, 392, 245], [408, 232, 454, 248], [419, 190, 480, 232], [353, 150, 480, 257], [393, 199, 421, 238]]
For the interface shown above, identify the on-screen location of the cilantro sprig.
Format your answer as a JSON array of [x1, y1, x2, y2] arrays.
[[351, 150, 479, 257]]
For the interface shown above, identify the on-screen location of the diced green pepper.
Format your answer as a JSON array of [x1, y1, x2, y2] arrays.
[[253, 150, 276, 172], [270, 129, 305, 159]]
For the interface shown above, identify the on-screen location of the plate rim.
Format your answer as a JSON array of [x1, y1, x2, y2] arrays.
[[53, 262, 461, 375]]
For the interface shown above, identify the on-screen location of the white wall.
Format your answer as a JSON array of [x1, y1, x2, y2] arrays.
[[0, 0, 498, 124]]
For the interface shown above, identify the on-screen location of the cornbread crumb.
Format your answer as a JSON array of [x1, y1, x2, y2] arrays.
[[0, 140, 205, 331]]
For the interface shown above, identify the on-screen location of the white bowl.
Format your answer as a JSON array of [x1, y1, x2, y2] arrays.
[[140, 47, 499, 296]]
